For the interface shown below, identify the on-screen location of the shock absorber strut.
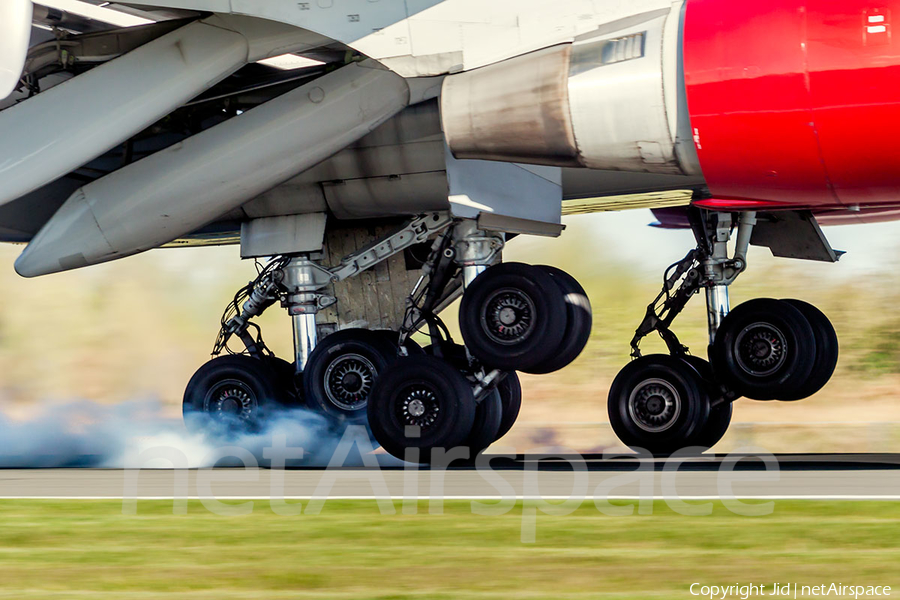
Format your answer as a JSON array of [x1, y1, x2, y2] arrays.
[[629, 209, 757, 358]]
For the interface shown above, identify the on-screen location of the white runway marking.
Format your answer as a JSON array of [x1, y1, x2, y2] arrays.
[[1, 495, 900, 500]]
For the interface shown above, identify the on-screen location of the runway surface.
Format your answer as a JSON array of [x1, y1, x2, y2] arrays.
[[1, 454, 900, 499]]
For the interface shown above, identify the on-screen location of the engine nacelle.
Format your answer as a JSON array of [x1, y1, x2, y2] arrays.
[[440, 4, 700, 176]]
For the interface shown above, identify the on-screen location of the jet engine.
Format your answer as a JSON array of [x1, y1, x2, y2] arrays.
[[440, 5, 700, 177]]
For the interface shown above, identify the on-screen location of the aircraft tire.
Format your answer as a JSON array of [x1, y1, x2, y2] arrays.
[[303, 329, 398, 423], [459, 262, 567, 373], [681, 355, 733, 451], [265, 355, 303, 406], [183, 354, 286, 433], [608, 354, 711, 456], [371, 329, 425, 355], [777, 299, 839, 401], [368, 355, 476, 464], [711, 298, 817, 400], [527, 265, 593, 374], [494, 371, 522, 442], [463, 389, 503, 457]]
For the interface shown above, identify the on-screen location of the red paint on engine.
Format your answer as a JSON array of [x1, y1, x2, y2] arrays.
[[683, 0, 900, 209]]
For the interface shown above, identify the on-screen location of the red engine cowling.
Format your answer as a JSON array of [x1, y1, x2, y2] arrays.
[[684, 0, 900, 210]]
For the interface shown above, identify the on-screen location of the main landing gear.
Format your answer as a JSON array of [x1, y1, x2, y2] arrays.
[[367, 221, 590, 464], [608, 210, 839, 455], [182, 214, 590, 464]]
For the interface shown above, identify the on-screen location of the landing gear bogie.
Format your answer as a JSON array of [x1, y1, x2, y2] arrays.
[[183, 215, 588, 461]]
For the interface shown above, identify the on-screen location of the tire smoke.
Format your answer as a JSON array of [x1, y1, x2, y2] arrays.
[[0, 398, 376, 468]]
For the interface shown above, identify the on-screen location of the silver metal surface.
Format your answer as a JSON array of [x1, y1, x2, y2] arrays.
[[292, 313, 318, 373], [281, 256, 326, 371], [240, 213, 328, 259], [568, 9, 683, 173], [453, 219, 502, 287], [281, 256, 334, 295], [442, 44, 579, 166], [407, 399, 426, 418], [440, 7, 691, 176], [463, 265, 487, 288], [705, 285, 730, 344], [699, 212, 756, 343]]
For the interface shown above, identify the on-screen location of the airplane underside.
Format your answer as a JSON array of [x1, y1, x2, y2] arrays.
[[1, 0, 898, 461]]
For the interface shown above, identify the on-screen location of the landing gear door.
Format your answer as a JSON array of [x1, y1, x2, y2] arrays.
[[445, 149, 564, 236]]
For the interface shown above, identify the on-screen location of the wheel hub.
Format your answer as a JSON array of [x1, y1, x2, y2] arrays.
[[481, 288, 536, 345], [399, 386, 440, 429], [627, 378, 681, 433], [735, 322, 787, 376], [324, 353, 377, 412], [498, 306, 517, 326], [407, 398, 426, 418], [341, 371, 362, 392], [205, 379, 256, 422], [221, 398, 242, 413]]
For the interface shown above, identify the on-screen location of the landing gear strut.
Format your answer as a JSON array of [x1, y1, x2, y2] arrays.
[[610, 209, 839, 454]]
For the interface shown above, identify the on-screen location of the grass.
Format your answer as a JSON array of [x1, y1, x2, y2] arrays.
[[0, 500, 897, 598]]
